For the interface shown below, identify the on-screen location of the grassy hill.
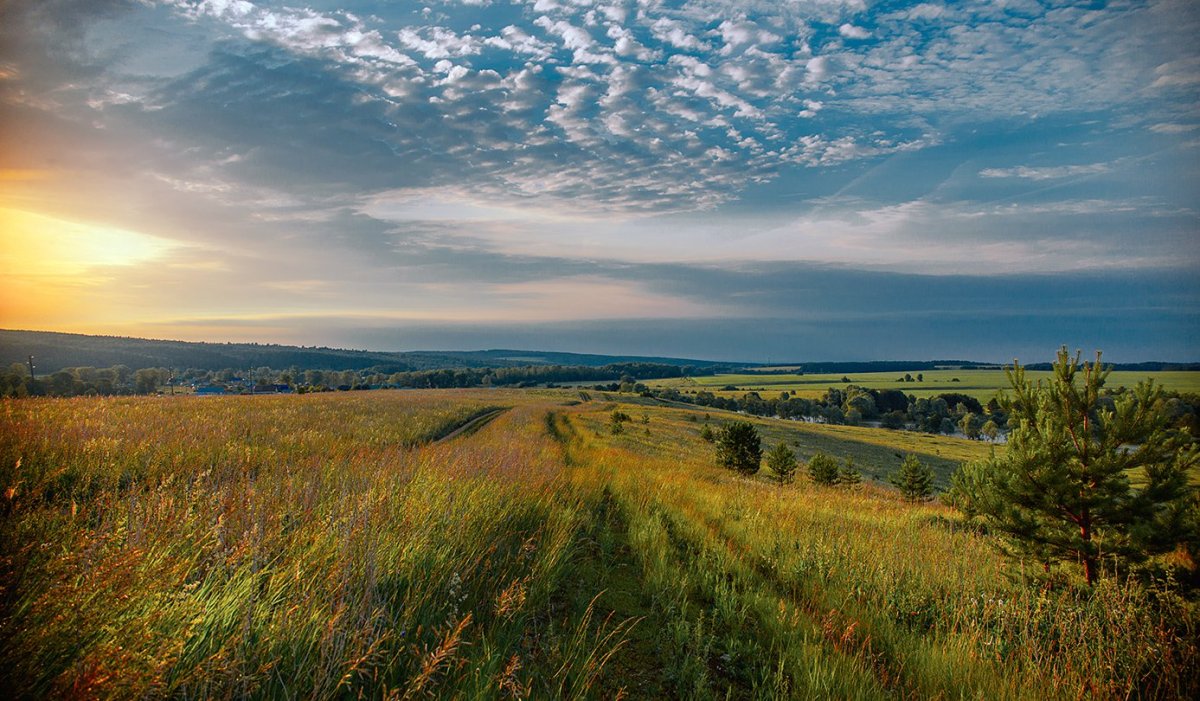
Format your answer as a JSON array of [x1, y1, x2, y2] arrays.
[[2, 388, 1194, 698], [0, 329, 735, 374]]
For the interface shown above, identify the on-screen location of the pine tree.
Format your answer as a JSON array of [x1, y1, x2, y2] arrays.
[[969, 348, 1197, 585], [890, 454, 934, 502], [715, 422, 762, 475], [807, 452, 840, 486], [766, 443, 798, 486], [839, 457, 862, 488]]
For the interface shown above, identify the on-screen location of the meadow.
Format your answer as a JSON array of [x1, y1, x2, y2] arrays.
[[1, 389, 1196, 699], [649, 369, 1200, 401]]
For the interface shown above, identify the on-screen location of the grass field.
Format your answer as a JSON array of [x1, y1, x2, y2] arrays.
[[2, 390, 1196, 699], [649, 369, 1200, 401]]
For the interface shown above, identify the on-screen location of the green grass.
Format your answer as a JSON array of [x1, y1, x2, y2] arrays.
[[652, 369, 1200, 401], [1, 390, 1196, 699]]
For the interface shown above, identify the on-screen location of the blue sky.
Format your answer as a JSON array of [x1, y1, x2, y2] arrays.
[[0, 0, 1197, 362]]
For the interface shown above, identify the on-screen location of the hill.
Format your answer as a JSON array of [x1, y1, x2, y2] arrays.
[[0, 329, 736, 374]]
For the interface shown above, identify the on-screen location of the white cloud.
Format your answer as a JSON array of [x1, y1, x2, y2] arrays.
[[838, 23, 871, 40], [905, 3, 945, 21], [1150, 122, 1200, 134], [534, 16, 615, 64], [145, 0, 1199, 219], [716, 20, 781, 54], [607, 25, 659, 61], [979, 163, 1112, 180], [487, 25, 554, 60], [397, 26, 480, 60], [805, 55, 833, 83], [798, 99, 822, 118], [650, 17, 707, 51], [1150, 58, 1200, 89]]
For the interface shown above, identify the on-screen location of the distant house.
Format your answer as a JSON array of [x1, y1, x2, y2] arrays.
[[194, 385, 226, 395]]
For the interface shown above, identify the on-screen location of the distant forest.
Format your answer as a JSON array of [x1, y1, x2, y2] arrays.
[[0, 330, 733, 375], [0, 361, 719, 398], [2, 329, 1197, 401]]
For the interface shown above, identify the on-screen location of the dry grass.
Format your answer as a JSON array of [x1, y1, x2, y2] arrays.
[[1, 389, 1195, 699]]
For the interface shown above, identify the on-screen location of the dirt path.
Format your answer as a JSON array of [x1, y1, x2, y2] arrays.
[[433, 407, 509, 443]]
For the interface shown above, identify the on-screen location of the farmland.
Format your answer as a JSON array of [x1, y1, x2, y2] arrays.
[[648, 369, 1200, 401], [1, 390, 1197, 699]]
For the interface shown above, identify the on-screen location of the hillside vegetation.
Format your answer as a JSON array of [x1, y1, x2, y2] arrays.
[[652, 369, 1200, 401], [0, 329, 734, 375], [2, 390, 1196, 699]]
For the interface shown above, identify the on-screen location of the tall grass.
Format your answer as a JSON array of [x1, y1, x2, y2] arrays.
[[563, 402, 1199, 699], [0, 393, 621, 698], [2, 391, 1195, 698]]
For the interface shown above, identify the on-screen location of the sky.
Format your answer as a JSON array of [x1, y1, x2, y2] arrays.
[[1, 0, 1198, 363]]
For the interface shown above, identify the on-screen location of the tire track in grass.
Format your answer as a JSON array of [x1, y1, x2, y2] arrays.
[[430, 407, 509, 443], [671, 479, 1005, 699], [554, 408, 889, 699]]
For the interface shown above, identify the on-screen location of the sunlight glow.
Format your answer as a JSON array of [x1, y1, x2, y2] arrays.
[[0, 208, 175, 330], [0, 208, 172, 277]]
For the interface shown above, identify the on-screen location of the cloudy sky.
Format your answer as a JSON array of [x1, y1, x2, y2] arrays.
[[1, 0, 1197, 362]]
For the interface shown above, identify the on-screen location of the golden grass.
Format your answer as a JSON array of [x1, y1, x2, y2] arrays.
[[1, 390, 1195, 699]]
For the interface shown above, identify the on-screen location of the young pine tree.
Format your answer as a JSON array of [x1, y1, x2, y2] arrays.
[[838, 457, 863, 488], [715, 422, 762, 475], [807, 452, 840, 486], [969, 348, 1197, 585], [890, 454, 934, 502], [766, 443, 798, 486]]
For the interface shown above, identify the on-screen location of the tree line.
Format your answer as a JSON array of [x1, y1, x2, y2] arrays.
[[649, 383, 1200, 440], [0, 361, 724, 398]]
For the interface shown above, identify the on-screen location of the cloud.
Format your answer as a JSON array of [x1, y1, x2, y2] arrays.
[[397, 26, 481, 60], [978, 163, 1112, 181], [1, 0, 1196, 341], [649, 17, 708, 51], [1150, 57, 1200, 89], [838, 24, 871, 40], [805, 55, 835, 83], [81, 0, 1186, 222], [1150, 122, 1200, 134]]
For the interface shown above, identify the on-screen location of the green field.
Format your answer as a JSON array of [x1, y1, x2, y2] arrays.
[[1, 390, 1196, 699], [650, 369, 1200, 401]]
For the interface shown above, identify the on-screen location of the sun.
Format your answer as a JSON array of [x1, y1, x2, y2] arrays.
[[0, 208, 172, 277], [0, 208, 175, 330]]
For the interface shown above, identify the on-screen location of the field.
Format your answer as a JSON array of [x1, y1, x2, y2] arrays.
[[649, 369, 1200, 401], [2, 390, 1197, 699]]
